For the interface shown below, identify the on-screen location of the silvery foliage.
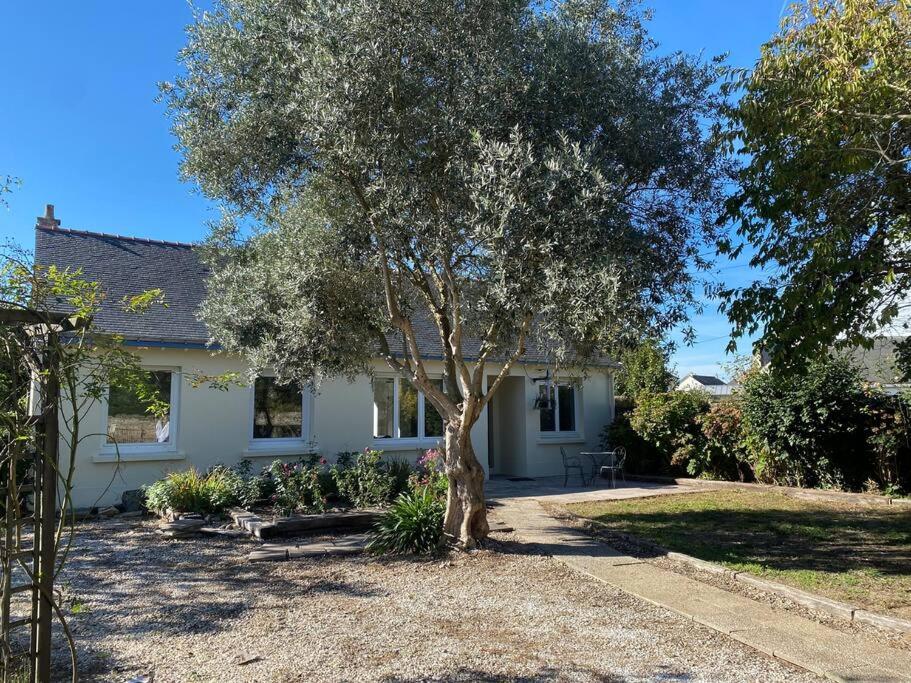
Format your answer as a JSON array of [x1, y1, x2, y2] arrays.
[[164, 0, 728, 392]]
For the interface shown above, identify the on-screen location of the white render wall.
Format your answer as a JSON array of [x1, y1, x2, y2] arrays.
[[62, 347, 613, 508]]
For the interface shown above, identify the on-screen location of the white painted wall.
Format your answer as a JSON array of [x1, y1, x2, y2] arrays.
[[61, 348, 611, 508], [520, 368, 614, 478]]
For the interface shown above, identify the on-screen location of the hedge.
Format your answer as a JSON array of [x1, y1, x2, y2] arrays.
[[604, 356, 911, 495]]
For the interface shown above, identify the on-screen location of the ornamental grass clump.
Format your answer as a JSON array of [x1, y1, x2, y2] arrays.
[[367, 487, 445, 556], [368, 449, 448, 555], [143, 467, 237, 516]]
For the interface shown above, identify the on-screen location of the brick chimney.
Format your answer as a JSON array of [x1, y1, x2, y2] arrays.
[[36, 204, 61, 229]]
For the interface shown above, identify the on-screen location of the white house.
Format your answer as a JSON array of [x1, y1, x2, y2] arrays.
[[34, 212, 617, 509], [675, 373, 736, 399]]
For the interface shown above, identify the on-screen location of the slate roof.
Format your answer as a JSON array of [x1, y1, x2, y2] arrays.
[[36, 225, 211, 346], [687, 374, 727, 386], [35, 224, 614, 367], [841, 337, 908, 386]]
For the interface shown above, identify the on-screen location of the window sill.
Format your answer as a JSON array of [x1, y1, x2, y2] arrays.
[[536, 433, 586, 445], [243, 443, 318, 458], [371, 437, 443, 451], [93, 450, 185, 464]]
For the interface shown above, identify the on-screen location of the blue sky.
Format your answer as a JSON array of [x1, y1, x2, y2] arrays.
[[0, 1, 786, 379]]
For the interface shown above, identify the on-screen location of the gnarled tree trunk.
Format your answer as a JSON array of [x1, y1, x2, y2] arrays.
[[442, 420, 489, 548]]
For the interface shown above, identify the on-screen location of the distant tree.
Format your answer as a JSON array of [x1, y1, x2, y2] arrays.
[[615, 339, 675, 400], [722, 0, 911, 373], [163, 0, 730, 547]]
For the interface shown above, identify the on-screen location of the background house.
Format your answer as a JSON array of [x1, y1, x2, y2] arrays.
[[842, 337, 911, 395], [675, 373, 736, 399], [35, 212, 617, 508]]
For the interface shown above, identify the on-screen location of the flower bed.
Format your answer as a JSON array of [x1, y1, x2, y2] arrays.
[[144, 448, 449, 553]]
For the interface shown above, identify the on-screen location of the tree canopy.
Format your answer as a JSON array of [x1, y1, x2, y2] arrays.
[[163, 0, 730, 545], [614, 339, 676, 400], [722, 0, 911, 372]]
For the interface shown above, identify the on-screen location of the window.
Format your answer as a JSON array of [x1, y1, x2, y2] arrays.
[[373, 376, 446, 442], [252, 376, 308, 442], [539, 383, 577, 433], [106, 369, 177, 449]]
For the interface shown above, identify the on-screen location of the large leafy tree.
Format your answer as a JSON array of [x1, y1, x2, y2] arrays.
[[722, 0, 911, 372], [163, 0, 729, 547], [614, 339, 676, 400]]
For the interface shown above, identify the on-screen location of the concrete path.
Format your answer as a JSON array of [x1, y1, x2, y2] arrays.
[[487, 474, 718, 504], [489, 488, 911, 682]]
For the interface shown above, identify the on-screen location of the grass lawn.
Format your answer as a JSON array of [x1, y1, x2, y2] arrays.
[[568, 489, 911, 617]]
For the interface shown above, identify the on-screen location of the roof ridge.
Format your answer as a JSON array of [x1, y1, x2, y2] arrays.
[[36, 224, 196, 249]]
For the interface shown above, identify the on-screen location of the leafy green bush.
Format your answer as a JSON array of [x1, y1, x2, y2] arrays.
[[268, 460, 325, 515], [333, 449, 393, 507], [143, 468, 238, 516], [614, 340, 675, 400], [629, 390, 710, 474], [599, 413, 658, 475], [367, 487, 444, 555], [740, 357, 868, 489], [605, 355, 911, 493], [387, 458, 414, 497], [861, 388, 910, 495], [214, 460, 266, 508], [693, 401, 752, 481]]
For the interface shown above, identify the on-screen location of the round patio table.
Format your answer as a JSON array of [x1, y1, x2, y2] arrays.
[[579, 451, 614, 486]]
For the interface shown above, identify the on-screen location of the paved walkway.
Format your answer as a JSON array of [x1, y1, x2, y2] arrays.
[[487, 478, 911, 682]]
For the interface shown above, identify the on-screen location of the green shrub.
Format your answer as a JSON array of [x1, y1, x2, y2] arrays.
[[693, 401, 752, 481], [143, 468, 237, 516], [740, 357, 868, 489], [599, 413, 658, 474], [629, 390, 710, 474], [213, 460, 266, 508], [367, 487, 444, 555], [387, 458, 414, 497], [333, 449, 393, 507], [863, 388, 911, 494], [268, 460, 325, 515], [614, 339, 675, 400]]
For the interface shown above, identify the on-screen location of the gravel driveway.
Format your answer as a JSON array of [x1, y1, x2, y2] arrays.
[[53, 518, 817, 682]]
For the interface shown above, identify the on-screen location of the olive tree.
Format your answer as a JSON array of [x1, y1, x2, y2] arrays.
[[163, 0, 729, 547]]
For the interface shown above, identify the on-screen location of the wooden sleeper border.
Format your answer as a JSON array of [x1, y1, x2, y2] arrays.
[[229, 508, 384, 540]]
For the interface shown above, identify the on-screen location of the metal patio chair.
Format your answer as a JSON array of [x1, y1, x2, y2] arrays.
[[599, 447, 627, 488], [561, 447, 588, 487]]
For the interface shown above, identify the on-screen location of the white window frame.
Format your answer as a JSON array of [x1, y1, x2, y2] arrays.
[[98, 365, 181, 460], [538, 382, 583, 442], [372, 375, 445, 449], [246, 375, 315, 455]]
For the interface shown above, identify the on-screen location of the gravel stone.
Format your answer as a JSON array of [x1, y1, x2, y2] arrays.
[[53, 519, 819, 682]]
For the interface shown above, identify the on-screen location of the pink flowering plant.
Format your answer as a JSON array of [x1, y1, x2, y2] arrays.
[[267, 459, 326, 516], [410, 448, 448, 500]]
